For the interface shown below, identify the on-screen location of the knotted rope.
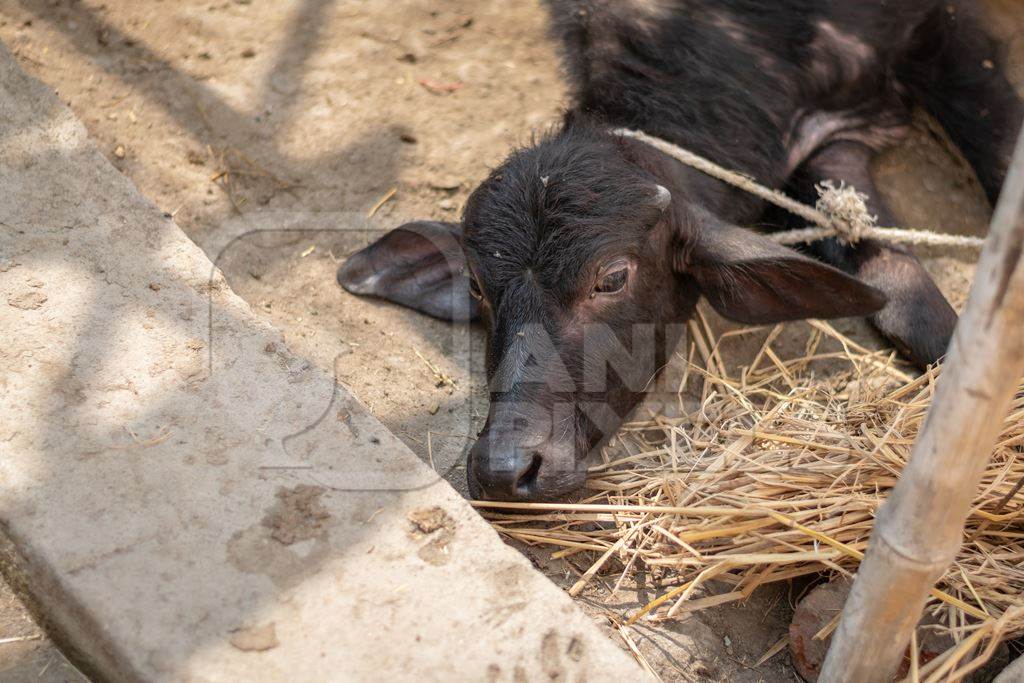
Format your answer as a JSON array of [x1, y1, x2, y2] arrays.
[[612, 127, 986, 249]]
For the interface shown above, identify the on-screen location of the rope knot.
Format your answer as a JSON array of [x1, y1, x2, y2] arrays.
[[814, 180, 877, 245], [612, 126, 985, 249]]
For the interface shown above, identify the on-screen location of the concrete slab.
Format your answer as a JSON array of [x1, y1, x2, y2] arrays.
[[0, 44, 644, 683], [997, 657, 1024, 683]]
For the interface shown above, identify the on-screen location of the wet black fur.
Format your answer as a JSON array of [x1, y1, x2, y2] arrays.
[[506, 0, 1021, 216]]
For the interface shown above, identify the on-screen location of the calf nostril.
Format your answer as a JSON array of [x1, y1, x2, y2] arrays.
[[515, 452, 543, 493]]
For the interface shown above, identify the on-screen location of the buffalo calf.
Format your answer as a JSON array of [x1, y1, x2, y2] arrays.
[[340, 0, 1024, 501]]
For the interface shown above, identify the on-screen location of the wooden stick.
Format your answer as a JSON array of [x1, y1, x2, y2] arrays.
[[819, 122, 1024, 682]]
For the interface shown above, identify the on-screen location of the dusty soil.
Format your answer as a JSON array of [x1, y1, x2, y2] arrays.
[[0, 579, 85, 682], [1, 0, 1022, 680]]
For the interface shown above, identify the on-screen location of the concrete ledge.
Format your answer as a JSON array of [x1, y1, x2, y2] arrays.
[[0, 44, 643, 682], [996, 657, 1024, 682]]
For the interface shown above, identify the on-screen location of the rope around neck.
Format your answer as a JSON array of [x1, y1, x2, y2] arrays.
[[612, 127, 986, 249]]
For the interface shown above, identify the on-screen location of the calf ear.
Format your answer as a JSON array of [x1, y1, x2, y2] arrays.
[[683, 224, 886, 324], [338, 220, 479, 322]]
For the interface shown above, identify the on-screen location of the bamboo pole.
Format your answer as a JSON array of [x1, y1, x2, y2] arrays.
[[818, 123, 1024, 682]]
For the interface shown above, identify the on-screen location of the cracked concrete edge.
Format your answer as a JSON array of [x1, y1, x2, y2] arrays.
[[0, 43, 646, 682]]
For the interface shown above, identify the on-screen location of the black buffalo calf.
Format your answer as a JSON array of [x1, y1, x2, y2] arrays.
[[339, 0, 1024, 501]]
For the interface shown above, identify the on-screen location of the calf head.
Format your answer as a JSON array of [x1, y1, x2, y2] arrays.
[[339, 127, 885, 501]]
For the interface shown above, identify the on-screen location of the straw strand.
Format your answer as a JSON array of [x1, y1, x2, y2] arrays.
[[475, 318, 1024, 679]]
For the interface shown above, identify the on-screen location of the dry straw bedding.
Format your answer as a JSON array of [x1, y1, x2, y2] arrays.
[[475, 313, 1024, 681]]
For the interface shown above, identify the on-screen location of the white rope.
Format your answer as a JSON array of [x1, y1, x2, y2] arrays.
[[612, 127, 986, 249]]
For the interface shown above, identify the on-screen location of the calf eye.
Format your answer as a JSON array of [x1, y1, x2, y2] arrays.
[[595, 268, 628, 294], [468, 276, 483, 301]]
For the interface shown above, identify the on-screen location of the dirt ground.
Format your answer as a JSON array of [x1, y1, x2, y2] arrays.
[[1, 0, 1023, 680]]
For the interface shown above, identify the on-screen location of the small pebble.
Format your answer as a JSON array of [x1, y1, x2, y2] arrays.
[[429, 175, 462, 191], [113, 144, 126, 159], [8, 290, 47, 310]]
